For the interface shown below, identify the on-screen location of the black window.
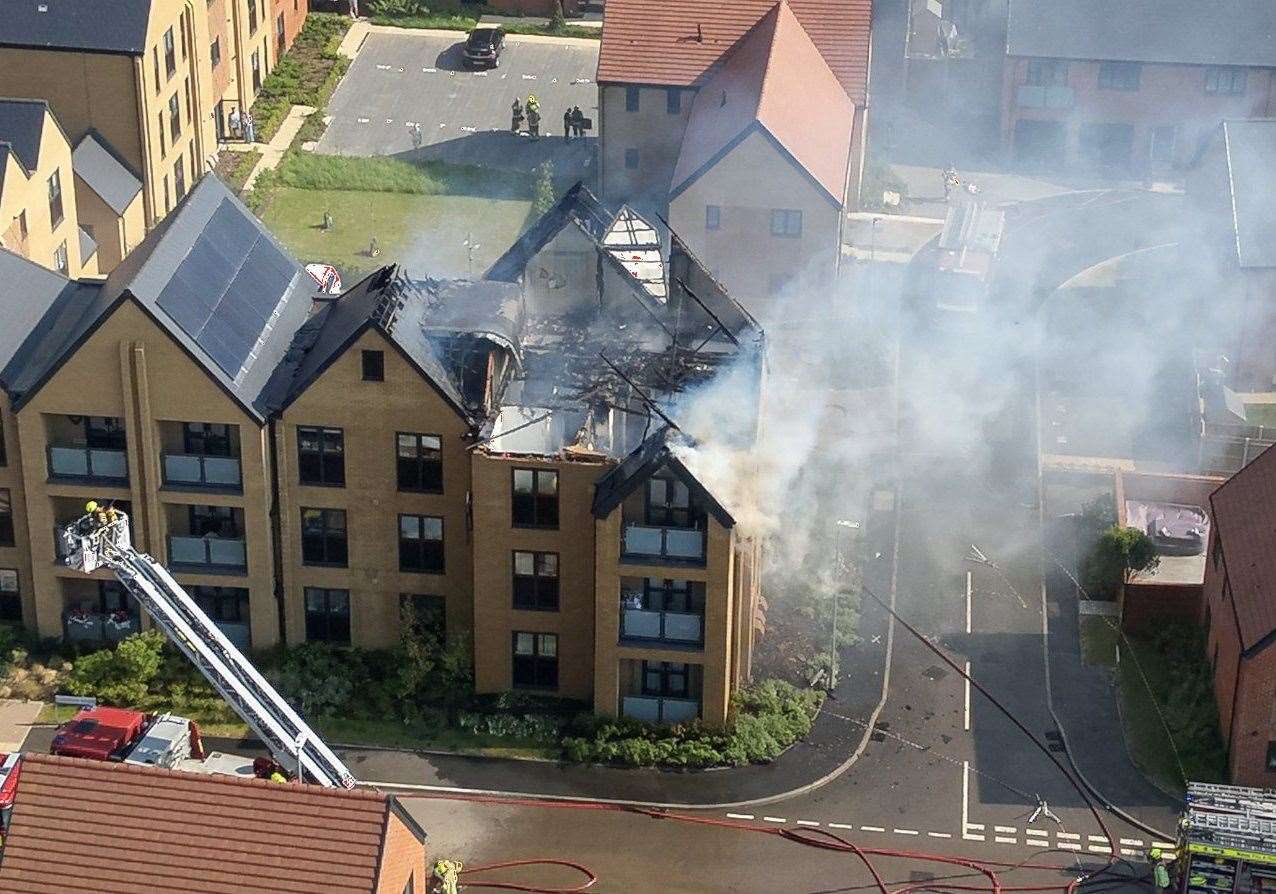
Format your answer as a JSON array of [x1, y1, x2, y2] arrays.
[[646, 475, 692, 527], [624, 148, 639, 170], [0, 489, 12, 547], [1098, 61, 1140, 91], [1206, 67, 1247, 95], [0, 570, 19, 622], [297, 426, 344, 486], [158, 111, 166, 156], [401, 593, 445, 643], [305, 587, 350, 644], [642, 661, 690, 698], [185, 78, 192, 124], [1267, 741, 1276, 771], [169, 93, 181, 141], [164, 27, 176, 77], [189, 505, 237, 538], [397, 433, 442, 492], [252, 50, 262, 91], [512, 468, 558, 528], [53, 241, 68, 276], [666, 88, 681, 114], [361, 349, 385, 382], [153, 48, 161, 93], [513, 551, 559, 611], [248, 1, 258, 33], [191, 586, 249, 624], [705, 205, 720, 231], [625, 86, 640, 112], [180, 11, 189, 59], [301, 508, 348, 566], [644, 577, 704, 614], [399, 514, 444, 573], [15, 211, 26, 241], [183, 422, 232, 457], [770, 209, 802, 238], [48, 169, 63, 229], [211, 36, 221, 67], [85, 416, 126, 450], [1025, 59, 1068, 86], [512, 632, 558, 689], [174, 155, 186, 200], [276, 13, 286, 53]]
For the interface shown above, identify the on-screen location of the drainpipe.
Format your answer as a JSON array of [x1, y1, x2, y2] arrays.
[[131, 55, 156, 225], [266, 419, 288, 646]]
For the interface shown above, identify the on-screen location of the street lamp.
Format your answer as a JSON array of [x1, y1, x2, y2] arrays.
[[829, 519, 861, 690]]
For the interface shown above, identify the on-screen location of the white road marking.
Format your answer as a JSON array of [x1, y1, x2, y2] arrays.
[[376, 63, 391, 70], [1121, 849, 1141, 857], [894, 829, 920, 835], [1089, 845, 1113, 854], [473, 71, 488, 77], [357, 117, 370, 124], [762, 816, 786, 824], [965, 570, 973, 633], [422, 67, 437, 72], [1120, 838, 1145, 847], [861, 825, 886, 833], [1057, 832, 1080, 840], [995, 826, 1016, 833], [1025, 829, 1049, 838], [962, 761, 972, 838], [996, 836, 1017, 844], [726, 813, 753, 821], [964, 661, 972, 731], [522, 74, 537, 79], [1088, 835, 1109, 843], [829, 823, 855, 831], [1059, 842, 1082, 851], [928, 832, 952, 839], [460, 125, 477, 132], [796, 820, 820, 827], [384, 118, 394, 124], [966, 833, 986, 842], [1152, 842, 1176, 849]]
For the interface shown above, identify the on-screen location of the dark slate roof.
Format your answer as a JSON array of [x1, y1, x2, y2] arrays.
[[0, 99, 49, 171], [0, 249, 102, 394], [263, 265, 474, 424], [1006, 0, 1276, 67], [78, 225, 96, 262], [0, 0, 153, 55], [0, 144, 14, 196], [73, 132, 143, 215], [485, 183, 613, 282], [1220, 120, 1276, 268], [591, 427, 735, 526], [1211, 443, 1276, 652], [8, 175, 317, 421]]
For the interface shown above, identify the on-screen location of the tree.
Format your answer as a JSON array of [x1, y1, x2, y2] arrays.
[[533, 160, 555, 215], [548, 0, 566, 31], [1083, 525, 1160, 599], [65, 630, 166, 706]]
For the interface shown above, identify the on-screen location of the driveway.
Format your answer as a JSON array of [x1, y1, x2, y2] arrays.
[[318, 30, 599, 176]]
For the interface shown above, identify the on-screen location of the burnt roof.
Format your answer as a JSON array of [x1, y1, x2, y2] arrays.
[[0, 0, 153, 55], [592, 426, 735, 526], [0, 99, 49, 171], [1211, 443, 1276, 652], [1006, 0, 1276, 67], [486, 182, 613, 282], [1, 753, 421, 894]]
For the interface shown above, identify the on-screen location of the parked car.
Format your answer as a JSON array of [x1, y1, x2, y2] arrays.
[[463, 26, 505, 68], [51, 706, 203, 767]]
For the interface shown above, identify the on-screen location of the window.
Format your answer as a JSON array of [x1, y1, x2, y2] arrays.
[[1206, 67, 1247, 95], [180, 11, 189, 59], [164, 27, 176, 78], [252, 50, 262, 91], [0, 489, 12, 547], [1025, 58, 1068, 86], [642, 661, 690, 698], [666, 88, 681, 114], [624, 148, 639, 170], [1149, 125, 1176, 167], [16, 211, 27, 241], [169, 93, 181, 141], [277, 13, 286, 53], [770, 209, 802, 238], [183, 422, 232, 457], [399, 514, 444, 573], [400, 593, 445, 643], [191, 586, 249, 624], [646, 475, 691, 527], [705, 205, 720, 231], [211, 36, 221, 68], [625, 86, 640, 112], [189, 505, 237, 538], [513, 551, 559, 610], [512, 468, 558, 528], [301, 508, 348, 566], [158, 111, 167, 156], [47, 169, 63, 229], [185, 77, 192, 124], [153, 48, 161, 93], [1212, 537, 1223, 570], [164, 175, 170, 213], [0, 570, 18, 622], [397, 433, 442, 492], [85, 416, 126, 449], [297, 426, 345, 486], [512, 632, 558, 689], [361, 349, 384, 381], [305, 587, 350, 644], [1098, 61, 1140, 91], [249, 0, 259, 33], [52, 241, 68, 276], [174, 155, 186, 200]]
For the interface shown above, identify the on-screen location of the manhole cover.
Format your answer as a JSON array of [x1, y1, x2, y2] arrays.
[[922, 666, 948, 681]]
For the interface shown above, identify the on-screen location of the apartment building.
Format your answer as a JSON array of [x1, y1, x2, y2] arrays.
[[0, 178, 767, 725], [596, 0, 871, 313], [0, 0, 307, 228], [1002, 0, 1276, 173]]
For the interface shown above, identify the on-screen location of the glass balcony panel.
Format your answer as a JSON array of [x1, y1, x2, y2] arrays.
[[163, 454, 202, 483], [664, 529, 704, 559], [207, 538, 246, 567], [204, 457, 241, 486], [49, 447, 89, 477], [89, 449, 128, 479], [622, 609, 661, 639], [661, 698, 701, 724], [216, 621, 252, 650], [168, 535, 207, 564], [663, 612, 703, 642], [621, 696, 661, 723], [623, 525, 662, 555]]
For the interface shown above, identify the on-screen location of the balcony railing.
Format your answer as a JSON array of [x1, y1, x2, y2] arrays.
[[621, 695, 701, 725], [622, 525, 705, 563], [168, 535, 247, 572], [620, 608, 704, 645], [215, 620, 252, 650], [63, 610, 139, 643], [162, 454, 242, 490], [48, 445, 128, 482]]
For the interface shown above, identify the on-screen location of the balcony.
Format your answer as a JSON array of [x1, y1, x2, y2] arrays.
[[621, 525, 705, 564], [621, 695, 701, 725], [167, 535, 247, 573], [48, 446, 128, 483], [215, 621, 252, 650], [63, 609, 139, 643], [162, 454, 242, 491], [1016, 84, 1074, 109], [620, 608, 704, 646]]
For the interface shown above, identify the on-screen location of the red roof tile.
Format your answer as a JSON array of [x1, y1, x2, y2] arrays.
[[0, 754, 405, 894], [597, 0, 872, 104], [670, 0, 855, 206], [1212, 444, 1276, 652]]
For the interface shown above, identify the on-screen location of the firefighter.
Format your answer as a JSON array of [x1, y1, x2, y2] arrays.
[[1148, 848, 1171, 890], [511, 97, 524, 133], [526, 104, 540, 140]]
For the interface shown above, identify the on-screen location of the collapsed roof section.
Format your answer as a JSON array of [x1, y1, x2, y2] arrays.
[[592, 425, 735, 527]]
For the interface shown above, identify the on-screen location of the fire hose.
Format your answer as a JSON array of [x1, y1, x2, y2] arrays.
[[432, 857, 597, 893]]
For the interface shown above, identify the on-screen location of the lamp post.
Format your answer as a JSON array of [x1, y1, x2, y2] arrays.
[[829, 519, 860, 690]]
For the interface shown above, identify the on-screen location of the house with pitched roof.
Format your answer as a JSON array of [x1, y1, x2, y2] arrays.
[[596, 0, 871, 312]]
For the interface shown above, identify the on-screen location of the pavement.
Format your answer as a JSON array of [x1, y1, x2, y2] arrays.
[[0, 700, 42, 752], [318, 28, 598, 176], [229, 105, 315, 191]]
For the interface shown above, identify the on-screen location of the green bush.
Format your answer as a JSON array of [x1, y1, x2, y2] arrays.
[[64, 630, 166, 706], [270, 642, 359, 718], [1083, 525, 1160, 599]]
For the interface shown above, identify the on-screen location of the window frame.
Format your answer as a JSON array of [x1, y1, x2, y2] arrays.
[[1205, 66, 1247, 95], [625, 86, 640, 112], [641, 660, 691, 698], [174, 154, 186, 200], [0, 489, 13, 547], [624, 147, 640, 170], [769, 208, 802, 238], [304, 586, 351, 644], [164, 27, 177, 78], [1097, 61, 1141, 91], [276, 13, 286, 53], [182, 422, 233, 457], [398, 513, 445, 574], [211, 35, 221, 68], [190, 586, 249, 624], [666, 88, 681, 115], [52, 240, 68, 276], [512, 631, 559, 690], [705, 205, 721, 231], [511, 467, 559, 529], [0, 569, 19, 622], [297, 426, 345, 487], [300, 507, 349, 567], [48, 169, 64, 229], [1025, 58, 1068, 87], [361, 349, 385, 382], [512, 550, 559, 611], [189, 504, 238, 538], [396, 432, 443, 493]]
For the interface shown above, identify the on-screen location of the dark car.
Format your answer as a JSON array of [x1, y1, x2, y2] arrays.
[[463, 26, 505, 68]]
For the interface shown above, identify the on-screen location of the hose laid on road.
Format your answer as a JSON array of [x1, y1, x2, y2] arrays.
[[431, 857, 596, 893]]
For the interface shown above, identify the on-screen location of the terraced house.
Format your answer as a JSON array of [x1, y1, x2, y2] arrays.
[[0, 177, 767, 725]]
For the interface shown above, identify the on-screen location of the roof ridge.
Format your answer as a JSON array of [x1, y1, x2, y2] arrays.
[[752, 0, 788, 118]]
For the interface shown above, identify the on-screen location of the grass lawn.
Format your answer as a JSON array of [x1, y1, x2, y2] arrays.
[[261, 187, 534, 280], [1079, 615, 1118, 667], [1244, 403, 1276, 429], [1116, 624, 1227, 793]]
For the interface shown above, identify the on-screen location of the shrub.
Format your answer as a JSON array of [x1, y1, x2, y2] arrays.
[[270, 642, 358, 718], [64, 630, 166, 706], [533, 160, 556, 215], [1083, 525, 1160, 599]]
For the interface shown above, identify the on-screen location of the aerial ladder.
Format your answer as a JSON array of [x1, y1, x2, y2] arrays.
[[61, 508, 356, 789]]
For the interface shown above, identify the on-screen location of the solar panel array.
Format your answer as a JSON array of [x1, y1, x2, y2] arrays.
[[155, 199, 296, 378]]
